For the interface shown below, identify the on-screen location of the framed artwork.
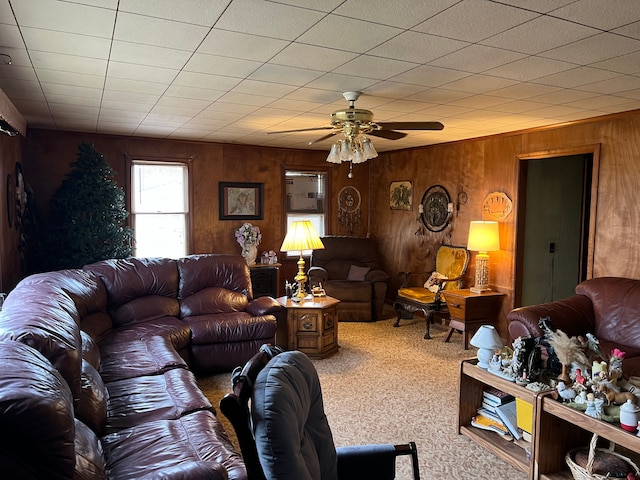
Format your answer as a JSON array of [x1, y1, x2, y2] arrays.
[[389, 181, 412, 210], [419, 184, 452, 232], [219, 182, 263, 220]]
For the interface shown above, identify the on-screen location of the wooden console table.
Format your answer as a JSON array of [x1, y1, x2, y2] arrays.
[[443, 289, 505, 349], [249, 263, 281, 298], [275, 296, 339, 359]]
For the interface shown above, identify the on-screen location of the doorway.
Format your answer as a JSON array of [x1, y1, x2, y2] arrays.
[[515, 146, 600, 307]]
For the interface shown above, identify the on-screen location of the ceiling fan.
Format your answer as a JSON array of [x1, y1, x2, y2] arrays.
[[266, 91, 444, 146]]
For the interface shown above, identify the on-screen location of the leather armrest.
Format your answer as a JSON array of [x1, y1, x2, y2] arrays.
[[247, 296, 284, 316], [507, 294, 596, 341], [365, 269, 389, 283], [308, 266, 328, 284], [336, 444, 397, 480]]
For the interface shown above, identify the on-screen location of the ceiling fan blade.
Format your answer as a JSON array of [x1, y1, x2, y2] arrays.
[[265, 126, 334, 135], [369, 129, 407, 140], [308, 132, 338, 145], [377, 121, 444, 131]]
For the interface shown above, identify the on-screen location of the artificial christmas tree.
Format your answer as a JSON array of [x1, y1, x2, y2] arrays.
[[43, 143, 132, 270]]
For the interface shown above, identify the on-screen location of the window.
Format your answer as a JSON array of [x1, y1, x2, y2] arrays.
[[285, 171, 327, 256], [131, 161, 189, 258]]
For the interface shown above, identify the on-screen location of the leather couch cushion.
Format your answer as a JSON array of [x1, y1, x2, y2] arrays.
[[74, 418, 106, 480], [81, 330, 101, 370], [102, 410, 246, 480], [0, 341, 76, 479], [105, 367, 212, 431], [186, 312, 276, 345], [178, 254, 252, 300], [77, 359, 108, 435], [99, 336, 188, 382], [99, 316, 192, 350], [180, 287, 249, 316], [0, 284, 83, 405]]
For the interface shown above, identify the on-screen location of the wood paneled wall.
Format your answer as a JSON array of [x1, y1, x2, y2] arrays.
[[0, 134, 23, 292], [4, 109, 639, 340]]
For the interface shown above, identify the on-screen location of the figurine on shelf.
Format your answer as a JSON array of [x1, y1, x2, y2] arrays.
[[609, 348, 625, 385], [557, 381, 577, 402], [584, 393, 604, 419]]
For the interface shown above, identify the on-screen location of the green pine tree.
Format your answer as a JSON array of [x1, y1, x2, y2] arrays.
[[44, 143, 132, 270]]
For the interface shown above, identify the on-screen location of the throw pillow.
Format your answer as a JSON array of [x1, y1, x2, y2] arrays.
[[424, 271, 448, 293], [347, 265, 371, 281]]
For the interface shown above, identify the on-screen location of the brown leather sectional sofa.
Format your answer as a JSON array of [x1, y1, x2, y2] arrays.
[[507, 276, 640, 377], [0, 254, 284, 479]]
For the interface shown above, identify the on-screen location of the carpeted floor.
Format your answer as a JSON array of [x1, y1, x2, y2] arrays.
[[197, 306, 528, 480]]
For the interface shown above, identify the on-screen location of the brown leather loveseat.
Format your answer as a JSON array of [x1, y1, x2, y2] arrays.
[[0, 254, 283, 479], [308, 236, 389, 321], [507, 276, 640, 377]]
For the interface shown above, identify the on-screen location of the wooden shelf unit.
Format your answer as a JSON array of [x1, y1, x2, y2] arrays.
[[459, 358, 640, 480]]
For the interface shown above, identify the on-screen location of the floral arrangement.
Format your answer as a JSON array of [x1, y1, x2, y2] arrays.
[[235, 223, 261, 249]]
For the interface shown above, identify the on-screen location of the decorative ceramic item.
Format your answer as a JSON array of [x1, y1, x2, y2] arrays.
[[620, 399, 640, 432], [235, 223, 261, 266]]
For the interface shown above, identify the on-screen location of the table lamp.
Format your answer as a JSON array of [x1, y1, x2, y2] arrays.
[[280, 220, 324, 300], [467, 221, 500, 293], [470, 325, 503, 369]]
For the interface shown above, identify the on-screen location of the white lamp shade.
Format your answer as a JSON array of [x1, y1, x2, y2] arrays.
[[280, 220, 325, 253], [470, 325, 503, 350], [467, 221, 500, 252], [326, 143, 341, 163]]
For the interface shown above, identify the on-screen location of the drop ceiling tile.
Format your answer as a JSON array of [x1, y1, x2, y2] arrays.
[[304, 73, 379, 92], [577, 75, 640, 95], [119, 0, 228, 26], [231, 79, 298, 98], [527, 89, 598, 105], [144, 112, 191, 126], [390, 65, 470, 88], [413, 0, 538, 43], [533, 66, 621, 88], [270, 43, 358, 72], [364, 82, 428, 99], [525, 104, 589, 118], [164, 85, 226, 102], [49, 103, 99, 116], [0, 64, 37, 82], [107, 62, 178, 84], [185, 53, 262, 77], [416, 104, 475, 118], [490, 0, 576, 14], [11, 0, 115, 37], [215, 0, 325, 41], [541, 33, 640, 65], [198, 30, 289, 62], [272, 0, 344, 13], [368, 31, 468, 64], [599, 100, 640, 112], [488, 100, 554, 113], [204, 102, 261, 115], [333, 55, 418, 81], [30, 51, 107, 76], [0, 80, 44, 100], [612, 21, 640, 41], [297, 14, 401, 54], [216, 91, 276, 107], [45, 94, 101, 107], [0, 25, 25, 48], [551, 0, 640, 30], [448, 94, 512, 109], [334, 0, 459, 29], [135, 125, 177, 136], [266, 98, 324, 112], [429, 44, 527, 73], [442, 75, 518, 94], [485, 82, 561, 100], [98, 109, 147, 121], [21, 27, 111, 58], [564, 94, 636, 110], [110, 41, 191, 69], [406, 88, 472, 104], [41, 82, 102, 99], [0, 1, 15, 25], [591, 51, 640, 75], [483, 56, 575, 82], [102, 89, 160, 105], [114, 12, 209, 50], [11, 99, 50, 115], [155, 95, 211, 111], [105, 78, 166, 95], [172, 71, 241, 91], [100, 100, 153, 113], [36, 69, 103, 89], [248, 64, 325, 86], [481, 16, 598, 55]]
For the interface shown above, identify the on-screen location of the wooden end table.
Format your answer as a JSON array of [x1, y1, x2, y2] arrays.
[[275, 296, 340, 359], [442, 289, 505, 349]]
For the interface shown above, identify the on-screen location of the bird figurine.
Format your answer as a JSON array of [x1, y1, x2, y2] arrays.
[[557, 381, 577, 402], [575, 368, 586, 386]]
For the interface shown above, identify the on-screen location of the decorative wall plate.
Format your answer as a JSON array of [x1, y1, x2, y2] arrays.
[[419, 185, 451, 232], [482, 191, 512, 221]]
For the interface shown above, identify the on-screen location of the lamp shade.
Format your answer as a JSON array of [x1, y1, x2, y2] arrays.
[[467, 221, 500, 252], [280, 220, 325, 253], [470, 325, 503, 350]]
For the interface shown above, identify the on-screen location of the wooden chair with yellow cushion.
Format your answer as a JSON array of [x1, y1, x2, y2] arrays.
[[393, 245, 469, 339]]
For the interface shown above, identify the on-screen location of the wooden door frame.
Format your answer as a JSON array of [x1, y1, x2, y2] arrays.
[[514, 144, 601, 307]]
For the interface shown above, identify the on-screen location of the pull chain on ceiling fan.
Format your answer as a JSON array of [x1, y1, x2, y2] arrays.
[[266, 91, 444, 177]]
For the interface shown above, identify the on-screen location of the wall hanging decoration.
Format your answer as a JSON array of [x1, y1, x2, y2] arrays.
[[6, 173, 13, 228], [337, 185, 361, 235], [482, 191, 512, 221], [389, 181, 412, 210], [419, 184, 453, 232], [219, 182, 263, 220]]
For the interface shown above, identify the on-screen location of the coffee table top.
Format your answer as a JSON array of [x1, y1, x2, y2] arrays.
[[275, 295, 340, 309]]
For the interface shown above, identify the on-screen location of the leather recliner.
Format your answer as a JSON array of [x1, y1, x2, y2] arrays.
[[308, 236, 389, 321]]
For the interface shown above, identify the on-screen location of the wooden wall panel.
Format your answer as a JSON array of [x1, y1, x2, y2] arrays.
[[0, 134, 23, 291]]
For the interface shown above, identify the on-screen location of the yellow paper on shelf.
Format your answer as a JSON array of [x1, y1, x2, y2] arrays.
[[471, 413, 512, 439], [515, 397, 533, 434]]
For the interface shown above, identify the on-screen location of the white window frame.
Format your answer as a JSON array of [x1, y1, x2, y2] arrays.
[[285, 170, 327, 257], [129, 159, 191, 258]]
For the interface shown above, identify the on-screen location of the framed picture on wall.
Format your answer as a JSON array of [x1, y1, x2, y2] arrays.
[[389, 180, 413, 210], [219, 182, 264, 220]]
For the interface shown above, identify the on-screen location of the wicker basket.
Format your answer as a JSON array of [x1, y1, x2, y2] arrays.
[[566, 433, 640, 480]]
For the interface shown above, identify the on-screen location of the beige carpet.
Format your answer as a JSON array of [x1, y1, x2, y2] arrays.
[[198, 307, 528, 480]]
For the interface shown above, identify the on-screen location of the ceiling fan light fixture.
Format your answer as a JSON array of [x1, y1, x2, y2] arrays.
[[326, 143, 341, 163], [339, 139, 352, 162], [361, 137, 377, 159]]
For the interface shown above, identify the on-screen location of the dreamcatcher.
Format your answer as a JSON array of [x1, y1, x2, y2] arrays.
[[337, 186, 361, 235]]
